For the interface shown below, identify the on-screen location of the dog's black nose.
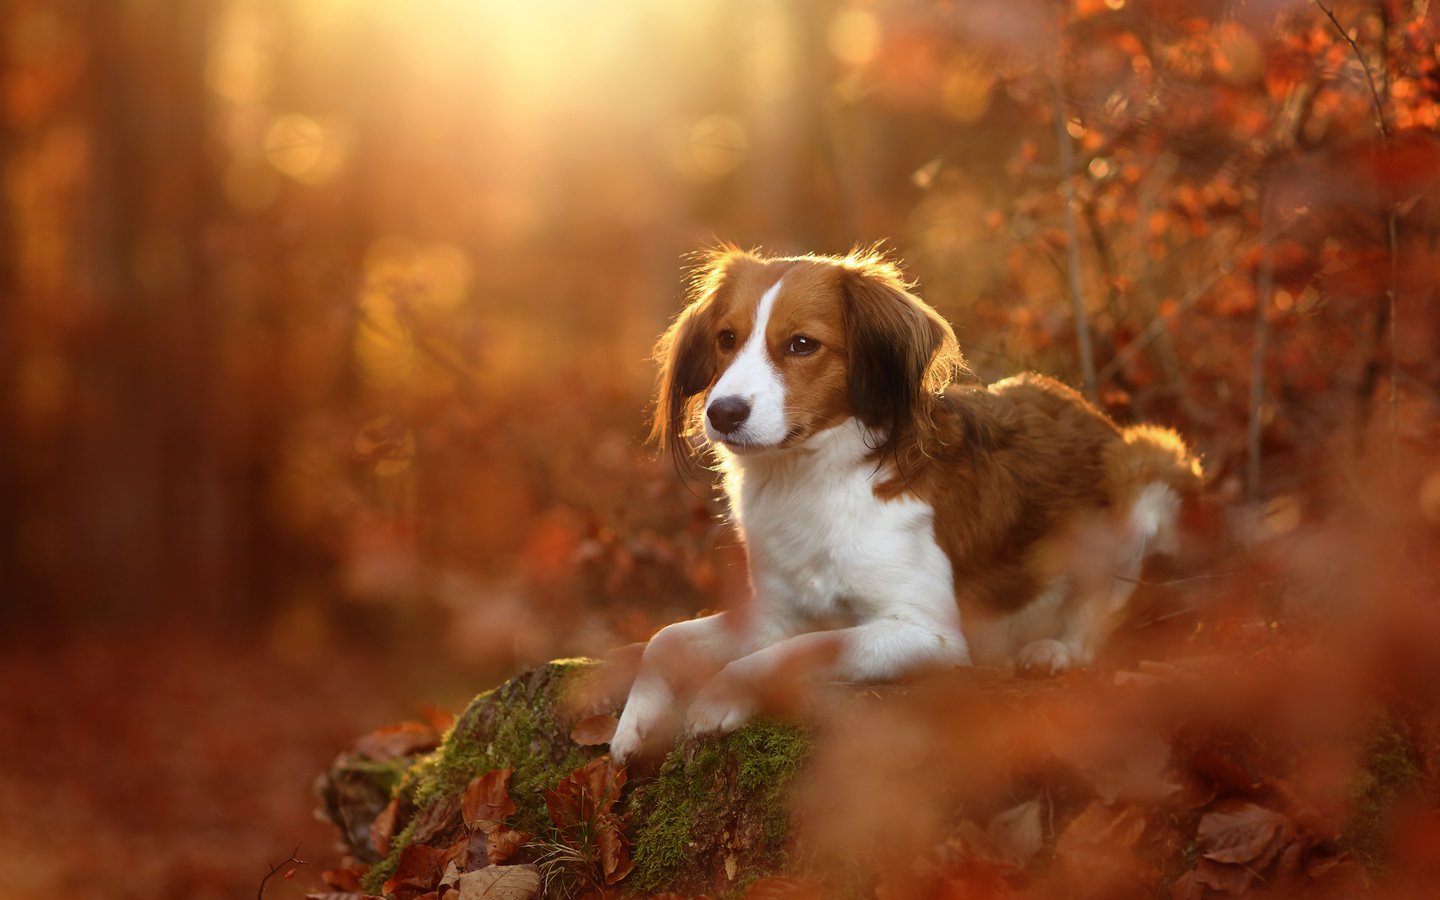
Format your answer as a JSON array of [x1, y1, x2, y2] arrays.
[[707, 397, 751, 434]]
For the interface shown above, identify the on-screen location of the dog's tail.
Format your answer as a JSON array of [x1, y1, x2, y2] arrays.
[[1105, 425, 1203, 555]]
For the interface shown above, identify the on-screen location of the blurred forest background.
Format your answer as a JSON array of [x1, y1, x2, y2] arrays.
[[1, 0, 1437, 897]]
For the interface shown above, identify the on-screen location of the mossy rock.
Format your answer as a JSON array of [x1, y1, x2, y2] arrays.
[[316, 658, 811, 896]]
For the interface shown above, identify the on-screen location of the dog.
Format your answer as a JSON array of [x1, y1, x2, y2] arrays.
[[609, 246, 1201, 763]]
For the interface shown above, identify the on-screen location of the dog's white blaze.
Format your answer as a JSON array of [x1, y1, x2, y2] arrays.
[[705, 277, 789, 447]]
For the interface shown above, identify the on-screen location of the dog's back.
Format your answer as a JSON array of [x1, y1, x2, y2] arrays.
[[884, 373, 1202, 668]]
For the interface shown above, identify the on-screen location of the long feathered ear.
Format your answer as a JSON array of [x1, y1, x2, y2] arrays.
[[651, 247, 750, 466], [649, 297, 717, 465], [841, 255, 962, 456]]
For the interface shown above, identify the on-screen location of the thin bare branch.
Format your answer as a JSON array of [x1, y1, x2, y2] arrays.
[[257, 844, 305, 900], [1312, 0, 1389, 141], [1050, 71, 1097, 399], [1248, 182, 1277, 500], [1313, 0, 1399, 447]]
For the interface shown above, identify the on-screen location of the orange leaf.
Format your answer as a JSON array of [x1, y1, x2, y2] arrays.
[[571, 714, 619, 746], [462, 768, 517, 833], [383, 843, 447, 900], [372, 797, 400, 857], [1196, 800, 1294, 868], [597, 817, 636, 885], [354, 722, 441, 762], [487, 827, 531, 866]]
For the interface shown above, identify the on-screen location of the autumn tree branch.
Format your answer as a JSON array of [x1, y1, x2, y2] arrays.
[[1050, 71, 1097, 399], [1314, 0, 1399, 445], [257, 844, 305, 899], [1312, 0, 1389, 140], [1248, 182, 1277, 500]]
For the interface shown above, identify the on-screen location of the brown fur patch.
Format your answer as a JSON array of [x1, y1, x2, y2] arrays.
[[883, 374, 1201, 617]]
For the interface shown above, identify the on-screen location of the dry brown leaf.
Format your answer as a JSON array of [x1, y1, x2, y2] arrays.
[[570, 713, 619, 746], [1193, 857, 1255, 895], [1196, 801, 1294, 867], [372, 797, 400, 857], [486, 827, 530, 866], [384, 843, 449, 900], [305, 894, 385, 900], [596, 818, 636, 885], [321, 864, 368, 891], [987, 799, 1044, 866], [455, 864, 541, 900], [1169, 870, 1205, 900], [411, 793, 463, 845], [354, 721, 441, 762], [1057, 802, 1148, 858], [462, 769, 517, 833]]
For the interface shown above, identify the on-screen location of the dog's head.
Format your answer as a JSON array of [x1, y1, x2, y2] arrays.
[[652, 246, 962, 464]]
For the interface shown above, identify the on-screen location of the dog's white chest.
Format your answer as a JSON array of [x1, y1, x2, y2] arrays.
[[723, 421, 954, 627]]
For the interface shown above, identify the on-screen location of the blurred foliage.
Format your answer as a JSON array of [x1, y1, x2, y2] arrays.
[[2, 0, 1437, 659], [2, 1, 1439, 898]]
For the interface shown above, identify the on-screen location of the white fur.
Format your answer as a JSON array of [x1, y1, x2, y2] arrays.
[[612, 419, 970, 762], [704, 277, 787, 448]]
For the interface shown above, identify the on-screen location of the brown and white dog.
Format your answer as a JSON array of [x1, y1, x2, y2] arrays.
[[609, 247, 1201, 763]]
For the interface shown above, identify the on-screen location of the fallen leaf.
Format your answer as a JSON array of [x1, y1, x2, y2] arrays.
[[421, 703, 457, 734], [596, 818, 635, 885], [440, 861, 463, 888], [384, 844, 448, 900], [571, 713, 619, 746], [462, 769, 518, 833], [486, 827, 530, 866], [305, 894, 385, 900], [545, 756, 627, 829], [321, 865, 368, 891], [412, 793, 463, 845], [355, 722, 441, 762], [1196, 801, 1293, 868], [744, 876, 823, 899], [455, 864, 541, 900], [1193, 857, 1255, 895], [1056, 802, 1148, 859], [1169, 869, 1204, 900], [372, 797, 401, 856], [987, 799, 1044, 866]]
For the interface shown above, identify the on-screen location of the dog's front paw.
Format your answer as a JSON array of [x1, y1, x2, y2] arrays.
[[610, 679, 672, 764], [1015, 638, 1074, 678], [685, 672, 757, 736]]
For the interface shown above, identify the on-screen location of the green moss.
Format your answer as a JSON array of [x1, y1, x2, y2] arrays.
[[360, 816, 419, 894], [360, 659, 603, 894], [1341, 720, 1424, 871], [627, 719, 811, 895]]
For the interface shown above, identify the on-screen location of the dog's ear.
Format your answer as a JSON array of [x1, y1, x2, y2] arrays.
[[841, 257, 961, 455], [650, 248, 745, 465], [650, 298, 716, 463]]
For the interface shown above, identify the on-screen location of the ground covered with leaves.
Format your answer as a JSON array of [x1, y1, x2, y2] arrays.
[[308, 526, 1440, 900]]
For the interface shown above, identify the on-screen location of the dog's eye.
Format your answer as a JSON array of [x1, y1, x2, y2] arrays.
[[717, 330, 737, 351], [787, 335, 819, 356]]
